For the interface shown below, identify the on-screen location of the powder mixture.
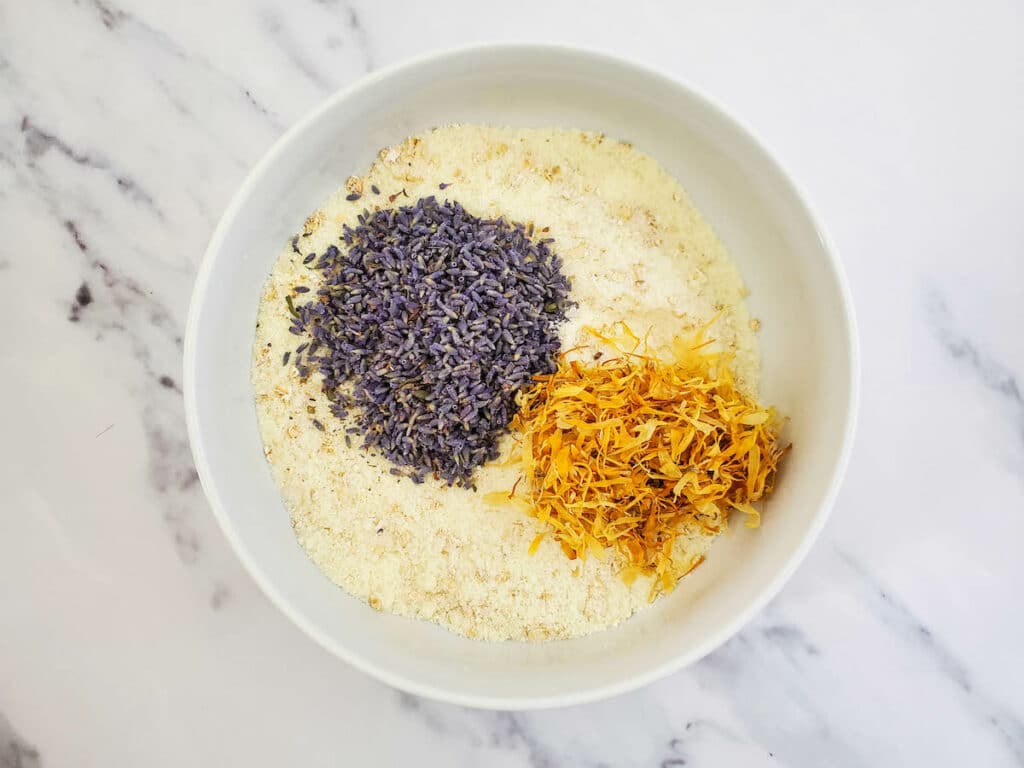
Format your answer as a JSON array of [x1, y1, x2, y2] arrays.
[[252, 125, 760, 641]]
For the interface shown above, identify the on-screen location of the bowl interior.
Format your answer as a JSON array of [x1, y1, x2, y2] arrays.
[[186, 46, 855, 708]]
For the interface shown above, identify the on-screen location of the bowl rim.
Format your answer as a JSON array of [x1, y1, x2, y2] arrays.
[[184, 41, 860, 710]]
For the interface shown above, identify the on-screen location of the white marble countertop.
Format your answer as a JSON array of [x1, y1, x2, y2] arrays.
[[2, 1, 1023, 765]]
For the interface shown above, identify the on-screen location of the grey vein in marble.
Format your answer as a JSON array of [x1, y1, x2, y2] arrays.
[[7, 139, 179, 383], [20, 116, 162, 216], [662, 720, 748, 767], [925, 288, 1023, 410], [261, 9, 333, 90], [66, 259, 206, 567], [837, 549, 1024, 764], [3, 139, 206, 570], [77, 0, 287, 134], [209, 582, 231, 610], [760, 624, 821, 660], [491, 711, 566, 768], [397, 694, 572, 767], [688, 611, 861, 768], [343, 3, 375, 72], [397, 691, 701, 767], [0, 712, 40, 768], [88, 0, 127, 30]]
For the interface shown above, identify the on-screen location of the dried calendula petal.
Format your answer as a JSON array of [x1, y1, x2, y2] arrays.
[[508, 325, 789, 597]]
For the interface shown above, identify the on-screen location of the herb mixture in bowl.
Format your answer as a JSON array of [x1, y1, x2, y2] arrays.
[[252, 125, 786, 641]]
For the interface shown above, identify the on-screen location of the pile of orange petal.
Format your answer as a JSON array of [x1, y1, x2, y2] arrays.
[[487, 323, 789, 597]]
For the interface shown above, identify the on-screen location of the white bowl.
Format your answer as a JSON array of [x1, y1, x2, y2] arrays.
[[184, 44, 858, 709]]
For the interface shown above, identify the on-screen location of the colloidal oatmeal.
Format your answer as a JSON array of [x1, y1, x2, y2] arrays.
[[252, 125, 760, 640]]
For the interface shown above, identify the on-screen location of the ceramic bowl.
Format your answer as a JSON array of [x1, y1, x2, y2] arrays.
[[184, 44, 858, 709]]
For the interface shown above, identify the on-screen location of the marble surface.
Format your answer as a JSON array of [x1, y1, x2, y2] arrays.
[[1, 0, 1022, 765]]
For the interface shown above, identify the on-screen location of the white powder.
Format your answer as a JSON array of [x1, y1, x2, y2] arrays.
[[252, 126, 760, 641]]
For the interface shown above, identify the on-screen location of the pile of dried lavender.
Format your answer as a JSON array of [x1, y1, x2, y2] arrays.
[[289, 196, 571, 486]]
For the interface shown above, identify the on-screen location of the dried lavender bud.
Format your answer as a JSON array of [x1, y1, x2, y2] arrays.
[[346, 193, 361, 201], [294, 196, 571, 487]]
